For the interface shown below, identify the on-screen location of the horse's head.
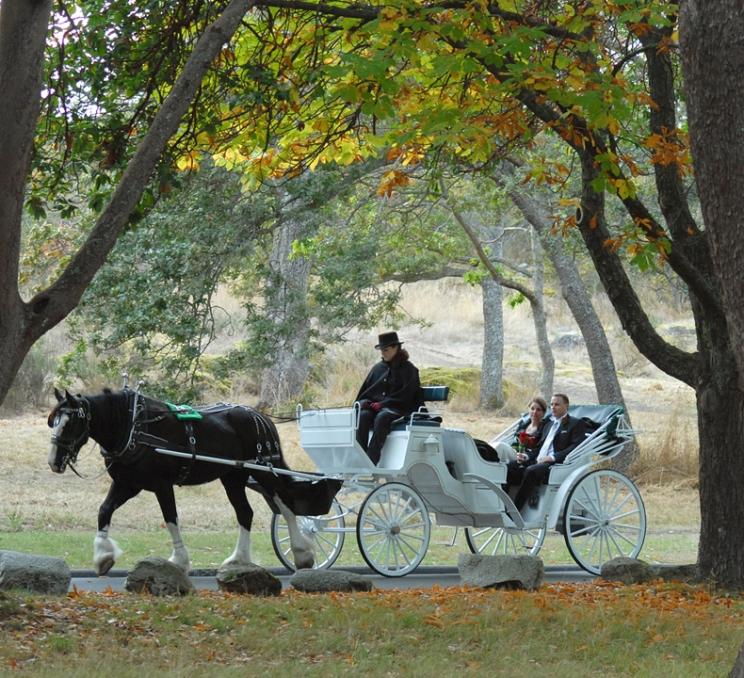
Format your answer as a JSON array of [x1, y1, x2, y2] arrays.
[[48, 389, 91, 473]]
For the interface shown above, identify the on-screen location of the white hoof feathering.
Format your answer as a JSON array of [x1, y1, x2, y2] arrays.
[[166, 522, 191, 572], [273, 496, 315, 570], [221, 525, 253, 568], [93, 529, 123, 576]]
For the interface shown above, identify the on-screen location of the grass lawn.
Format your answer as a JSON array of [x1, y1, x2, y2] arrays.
[[1, 582, 742, 676]]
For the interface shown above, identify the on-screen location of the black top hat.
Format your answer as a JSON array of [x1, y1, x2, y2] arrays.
[[375, 331, 403, 349]]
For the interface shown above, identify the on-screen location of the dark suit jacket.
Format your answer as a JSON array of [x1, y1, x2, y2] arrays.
[[539, 414, 587, 464]]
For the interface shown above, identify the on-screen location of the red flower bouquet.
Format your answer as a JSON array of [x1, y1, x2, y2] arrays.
[[516, 430, 538, 451]]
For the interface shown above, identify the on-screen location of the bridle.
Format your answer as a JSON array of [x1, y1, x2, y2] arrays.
[[51, 398, 91, 476]]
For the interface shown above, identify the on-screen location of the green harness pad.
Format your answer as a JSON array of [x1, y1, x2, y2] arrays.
[[166, 402, 203, 421]]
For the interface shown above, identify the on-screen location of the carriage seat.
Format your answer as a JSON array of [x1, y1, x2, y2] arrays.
[[546, 404, 626, 481], [568, 404, 624, 446], [390, 385, 449, 431]]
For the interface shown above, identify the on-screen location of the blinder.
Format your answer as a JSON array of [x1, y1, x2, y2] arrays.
[[51, 399, 92, 469]]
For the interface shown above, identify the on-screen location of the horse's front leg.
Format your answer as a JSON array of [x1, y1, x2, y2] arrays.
[[95, 481, 140, 575], [154, 484, 190, 572], [219, 473, 254, 567]]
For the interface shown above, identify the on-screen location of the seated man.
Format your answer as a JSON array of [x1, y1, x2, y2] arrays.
[[355, 331, 424, 464], [506, 392, 587, 511]]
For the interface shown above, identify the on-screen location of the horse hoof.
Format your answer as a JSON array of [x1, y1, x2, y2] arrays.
[[97, 557, 115, 576], [294, 554, 315, 570]]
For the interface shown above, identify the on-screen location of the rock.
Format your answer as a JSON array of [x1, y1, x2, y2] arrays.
[[0, 550, 71, 595], [290, 569, 374, 593], [649, 563, 698, 583], [553, 333, 585, 351], [457, 554, 543, 591], [125, 557, 193, 596], [600, 557, 653, 584], [216, 564, 282, 596], [601, 558, 699, 585]]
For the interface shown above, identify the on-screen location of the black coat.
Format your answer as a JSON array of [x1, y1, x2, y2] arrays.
[[355, 358, 424, 414], [513, 418, 549, 463], [537, 413, 587, 464]]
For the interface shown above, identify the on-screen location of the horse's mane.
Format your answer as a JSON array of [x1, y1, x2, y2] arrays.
[[88, 389, 135, 454]]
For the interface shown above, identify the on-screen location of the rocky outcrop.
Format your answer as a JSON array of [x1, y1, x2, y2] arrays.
[[290, 569, 374, 593], [600, 557, 698, 584], [216, 564, 282, 596]]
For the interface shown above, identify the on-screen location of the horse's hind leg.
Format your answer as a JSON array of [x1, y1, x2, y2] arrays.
[[154, 484, 190, 572], [220, 473, 255, 567], [272, 495, 314, 570], [95, 481, 140, 575]]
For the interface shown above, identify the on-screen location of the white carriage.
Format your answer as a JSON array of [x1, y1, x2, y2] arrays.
[[271, 387, 646, 576]]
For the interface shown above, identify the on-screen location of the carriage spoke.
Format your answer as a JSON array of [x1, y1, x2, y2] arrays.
[[609, 508, 641, 522], [465, 524, 547, 557]]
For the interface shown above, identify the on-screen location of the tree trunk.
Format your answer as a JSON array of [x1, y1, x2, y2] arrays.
[[480, 277, 504, 409], [680, 2, 744, 587], [528, 232, 554, 398], [508, 186, 637, 469], [680, 3, 744, 385], [694, 358, 744, 587], [258, 194, 313, 408]]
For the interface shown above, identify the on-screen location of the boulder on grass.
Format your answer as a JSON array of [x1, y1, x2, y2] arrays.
[[216, 564, 282, 596], [649, 563, 698, 583], [0, 550, 71, 595], [290, 568, 374, 593], [600, 557, 654, 584], [125, 557, 193, 596], [458, 554, 543, 591], [601, 558, 698, 585]]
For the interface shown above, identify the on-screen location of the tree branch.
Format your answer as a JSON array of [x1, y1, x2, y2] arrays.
[[24, 0, 257, 340]]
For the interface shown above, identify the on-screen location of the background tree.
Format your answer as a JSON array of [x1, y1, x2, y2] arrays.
[[0, 0, 255, 403]]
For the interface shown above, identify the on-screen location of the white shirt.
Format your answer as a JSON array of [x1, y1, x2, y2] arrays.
[[538, 417, 562, 461]]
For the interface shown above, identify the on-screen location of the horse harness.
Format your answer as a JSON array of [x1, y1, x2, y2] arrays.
[[103, 391, 283, 484]]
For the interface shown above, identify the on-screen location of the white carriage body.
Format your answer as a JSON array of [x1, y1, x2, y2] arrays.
[[289, 399, 644, 577], [298, 405, 511, 527]]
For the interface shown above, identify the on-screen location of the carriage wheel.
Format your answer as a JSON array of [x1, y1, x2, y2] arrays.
[[356, 482, 431, 577], [271, 498, 346, 571], [464, 525, 546, 557], [563, 469, 646, 575]]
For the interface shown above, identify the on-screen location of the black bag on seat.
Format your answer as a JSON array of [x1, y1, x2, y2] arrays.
[[474, 438, 500, 462]]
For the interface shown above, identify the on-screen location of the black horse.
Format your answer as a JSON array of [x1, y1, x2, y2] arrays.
[[48, 388, 334, 575]]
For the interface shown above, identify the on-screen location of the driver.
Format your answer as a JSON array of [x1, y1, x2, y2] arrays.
[[355, 332, 424, 464]]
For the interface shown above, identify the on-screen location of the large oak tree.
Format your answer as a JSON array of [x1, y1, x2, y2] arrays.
[[218, 0, 742, 586]]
